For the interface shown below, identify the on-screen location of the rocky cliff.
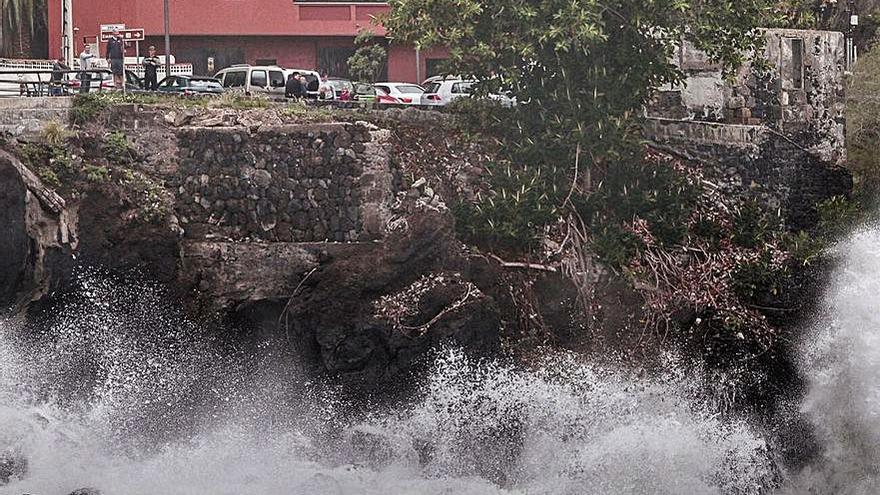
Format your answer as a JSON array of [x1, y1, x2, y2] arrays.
[[0, 97, 853, 401]]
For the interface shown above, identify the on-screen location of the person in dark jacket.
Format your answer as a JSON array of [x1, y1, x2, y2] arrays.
[[105, 29, 126, 91], [142, 46, 161, 91], [285, 72, 303, 99], [50, 59, 70, 96]]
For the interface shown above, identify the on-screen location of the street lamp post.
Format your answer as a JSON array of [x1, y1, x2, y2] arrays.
[[164, 0, 171, 77]]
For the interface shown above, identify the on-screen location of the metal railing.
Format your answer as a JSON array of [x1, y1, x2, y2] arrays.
[[0, 69, 114, 98]]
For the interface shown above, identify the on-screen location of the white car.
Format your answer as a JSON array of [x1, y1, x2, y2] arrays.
[[214, 65, 287, 96], [420, 79, 475, 106], [374, 82, 425, 105]]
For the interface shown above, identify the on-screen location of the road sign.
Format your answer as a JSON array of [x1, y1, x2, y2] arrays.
[[100, 29, 145, 42], [100, 23, 125, 32]]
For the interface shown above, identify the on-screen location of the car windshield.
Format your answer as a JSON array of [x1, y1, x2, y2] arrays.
[[395, 84, 424, 94], [328, 79, 354, 92], [355, 84, 374, 95], [424, 82, 441, 94]]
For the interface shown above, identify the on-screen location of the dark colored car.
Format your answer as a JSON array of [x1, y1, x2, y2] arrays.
[[157, 75, 224, 95]]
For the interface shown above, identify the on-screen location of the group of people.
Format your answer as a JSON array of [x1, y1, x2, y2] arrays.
[[56, 28, 163, 94], [284, 72, 310, 99]]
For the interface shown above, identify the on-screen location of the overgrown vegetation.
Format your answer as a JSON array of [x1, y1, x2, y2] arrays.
[[384, 0, 769, 258], [847, 44, 880, 198], [71, 92, 277, 126], [103, 131, 133, 164]]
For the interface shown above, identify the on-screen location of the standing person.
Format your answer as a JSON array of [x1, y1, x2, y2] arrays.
[[105, 29, 126, 92], [142, 46, 161, 91], [285, 72, 302, 99], [50, 58, 69, 96], [78, 43, 95, 94]]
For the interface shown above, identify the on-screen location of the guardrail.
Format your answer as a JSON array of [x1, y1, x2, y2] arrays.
[[0, 69, 114, 98]]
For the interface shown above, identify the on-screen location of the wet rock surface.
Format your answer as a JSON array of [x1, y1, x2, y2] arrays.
[[282, 202, 502, 388]]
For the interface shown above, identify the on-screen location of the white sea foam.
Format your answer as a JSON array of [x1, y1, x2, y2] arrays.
[[2, 224, 879, 495]]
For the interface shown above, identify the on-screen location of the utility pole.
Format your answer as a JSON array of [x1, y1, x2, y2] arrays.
[[164, 0, 171, 77], [61, 0, 74, 66]]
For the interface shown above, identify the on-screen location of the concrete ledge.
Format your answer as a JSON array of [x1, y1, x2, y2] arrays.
[[0, 97, 73, 109], [643, 117, 767, 147]]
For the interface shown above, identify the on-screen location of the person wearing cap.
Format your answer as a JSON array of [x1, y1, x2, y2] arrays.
[[105, 29, 126, 91], [143, 46, 161, 91]]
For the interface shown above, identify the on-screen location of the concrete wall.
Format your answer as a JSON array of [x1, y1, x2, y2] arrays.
[[176, 123, 379, 243]]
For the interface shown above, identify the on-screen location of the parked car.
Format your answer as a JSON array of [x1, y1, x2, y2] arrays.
[[374, 82, 425, 104], [67, 69, 143, 92], [320, 77, 354, 100], [353, 84, 405, 104], [421, 76, 517, 107], [420, 79, 475, 106], [214, 65, 287, 96], [284, 68, 322, 98], [157, 75, 224, 95]]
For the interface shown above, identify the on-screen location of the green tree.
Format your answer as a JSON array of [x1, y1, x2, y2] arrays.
[[347, 31, 387, 83], [1, 0, 46, 58], [383, 0, 770, 251]]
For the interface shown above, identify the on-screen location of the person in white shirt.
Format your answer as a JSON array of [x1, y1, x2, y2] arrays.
[[78, 43, 96, 94]]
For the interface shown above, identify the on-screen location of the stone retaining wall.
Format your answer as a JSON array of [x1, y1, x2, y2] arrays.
[[645, 117, 851, 230], [176, 123, 376, 243]]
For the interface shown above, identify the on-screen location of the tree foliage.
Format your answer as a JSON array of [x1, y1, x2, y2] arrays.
[[384, 0, 770, 253], [347, 31, 388, 83], [385, 0, 767, 160], [0, 0, 45, 57]]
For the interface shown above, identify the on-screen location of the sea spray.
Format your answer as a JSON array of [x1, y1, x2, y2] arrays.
[[2, 232, 880, 494], [782, 228, 880, 494]]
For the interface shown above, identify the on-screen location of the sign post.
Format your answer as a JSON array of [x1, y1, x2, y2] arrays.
[[100, 26, 146, 65]]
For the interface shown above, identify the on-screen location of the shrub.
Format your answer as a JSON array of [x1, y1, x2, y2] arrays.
[[590, 221, 644, 269], [732, 199, 778, 248], [70, 93, 109, 125], [816, 195, 864, 241], [41, 119, 70, 146], [732, 250, 786, 303], [104, 131, 132, 163], [575, 155, 699, 248], [83, 164, 110, 183], [453, 161, 565, 252], [692, 218, 725, 250]]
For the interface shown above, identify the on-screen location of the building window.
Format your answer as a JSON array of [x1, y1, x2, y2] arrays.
[[256, 59, 277, 66], [782, 37, 804, 90]]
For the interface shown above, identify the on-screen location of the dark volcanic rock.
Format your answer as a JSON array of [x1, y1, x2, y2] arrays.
[[284, 205, 502, 389], [0, 150, 75, 310]]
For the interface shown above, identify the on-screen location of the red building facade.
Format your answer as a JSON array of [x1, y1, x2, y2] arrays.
[[46, 0, 447, 82]]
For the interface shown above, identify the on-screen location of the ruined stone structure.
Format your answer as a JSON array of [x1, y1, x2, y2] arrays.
[[646, 28, 851, 229]]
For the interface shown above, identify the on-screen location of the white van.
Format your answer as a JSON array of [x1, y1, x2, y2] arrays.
[[214, 65, 287, 96]]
